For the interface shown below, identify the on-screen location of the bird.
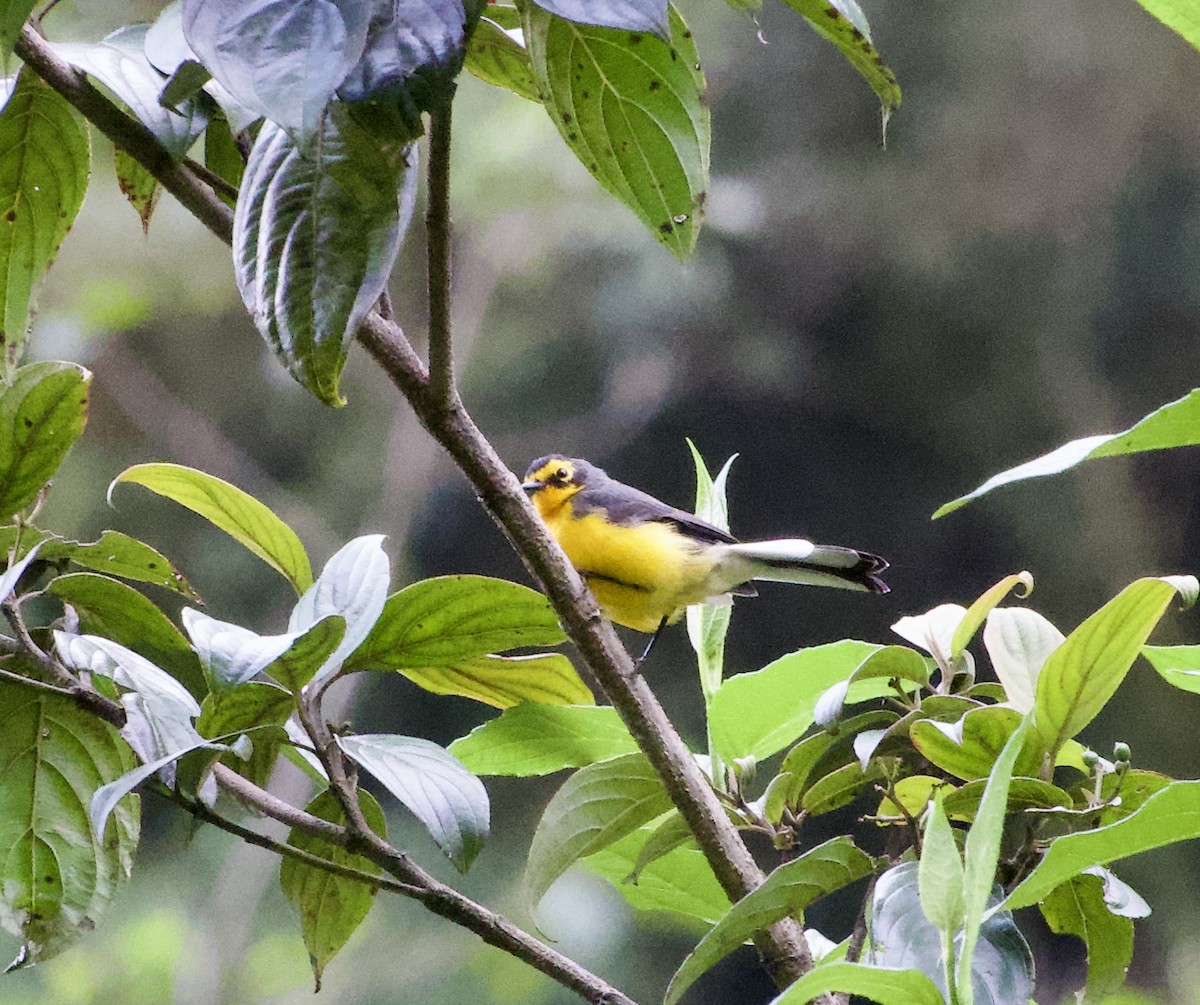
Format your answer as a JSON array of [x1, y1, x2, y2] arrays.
[[521, 454, 888, 649]]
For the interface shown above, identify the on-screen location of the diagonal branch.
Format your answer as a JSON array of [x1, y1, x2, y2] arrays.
[[14, 22, 817, 992]]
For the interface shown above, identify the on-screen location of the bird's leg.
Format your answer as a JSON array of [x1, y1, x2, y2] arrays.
[[633, 618, 669, 670]]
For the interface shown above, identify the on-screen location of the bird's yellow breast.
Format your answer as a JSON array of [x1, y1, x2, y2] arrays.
[[538, 497, 720, 632]]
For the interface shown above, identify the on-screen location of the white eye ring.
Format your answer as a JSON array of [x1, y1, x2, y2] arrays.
[[555, 468, 568, 480]]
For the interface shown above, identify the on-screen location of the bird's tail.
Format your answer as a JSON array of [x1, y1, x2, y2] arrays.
[[720, 539, 890, 594]]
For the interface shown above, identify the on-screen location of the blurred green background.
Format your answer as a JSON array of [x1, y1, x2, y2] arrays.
[[4, 0, 1200, 1001]]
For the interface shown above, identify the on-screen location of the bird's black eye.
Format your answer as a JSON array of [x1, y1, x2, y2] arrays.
[[554, 467, 569, 482]]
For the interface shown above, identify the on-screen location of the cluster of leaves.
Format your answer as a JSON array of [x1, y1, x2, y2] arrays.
[[0, 0, 899, 405], [0, 360, 591, 984], [445, 452, 1200, 1003]]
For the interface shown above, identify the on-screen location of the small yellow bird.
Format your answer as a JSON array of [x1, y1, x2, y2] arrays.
[[522, 454, 889, 637]]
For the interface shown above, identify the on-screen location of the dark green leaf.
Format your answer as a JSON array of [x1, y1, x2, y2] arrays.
[[448, 703, 638, 776], [525, 752, 673, 907], [41, 529, 196, 598], [0, 679, 139, 967], [266, 616, 347, 693], [399, 653, 592, 708], [530, 0, 667, 37], [942, 777, 1071, 822], [1040, 873, 1133, 1000], [110, 462, 313, 594], [0, 362, 89, 520], [47, 572, 205, 697], [232, 110, 418, 404], [183, 606, 311, 690], [158, 59, 212, 110], [347, 574, 565, 669], [197, 681, 293, 788], [0, 3, 36, 75], [801, 759, 887, 815], [627, 810, 694, 880], [775, 709, 896, 808], [1095, 769, 1172, 826], [665, 837, 873, 1004], [1004, 780, 1200, 911], [525, 2, 709, 260], [814, 645, 929, 726], [204, 114, 246, 208], [337, 734, 489, 871], [181, 0, 371, 138], [0, 74, 89, 373], [280, 789, 386, 991], [52, 27, 207, 158], [777, 0, 900, 130], [464, 17, 542, 102]]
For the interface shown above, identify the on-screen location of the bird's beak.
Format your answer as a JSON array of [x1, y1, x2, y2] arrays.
[[521, 480, 541, 495]]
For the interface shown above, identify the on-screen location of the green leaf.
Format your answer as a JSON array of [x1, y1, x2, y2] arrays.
[[530, 0, 668, 36], [399, 653, 593, 709], [981, 607, 1063, 714], [0, 3, 36, 75], [114, 146, 160, 234], [1134, 0, 1200, 50], [708, 640, 881, 761], [766, 961, 946, 1005], [910, 706, 1042, 782], [580, 825, 729, 925], [266, 616, 347, 693], [51, 27, 207, 159], [0, 73, 89, 373], [801, 759, 888, 815], [525, 752, 673, 908], [1003, 780, 1200, 911], [775, 709, 896, 807], [183, 607, 321, 690], [288, 535, 390, 684], [110, 462, 313, 594], [1142, 643, 1200, 695], [204, 114, 246, 208], [464, 17, 542, 102], [918, 791, 964, 935], [280, 789, 386, 991], [0, 678, 139, 967], [336, 734, 489, 872], [776, 0, 901, 133], [813, 645, 929, 726], [934, 388, 1200, 518], [950, 572, 1034, 660], [627, 810, 694, 880], [448, 703, 637, 775], [232, 110, 418, 404], [1040, 873, 1133, 1002], [196, 681, 293, 788], [1095, 769, 1173, 826], [665, 837, 873, 1005], [47, 572, 205, 697], [941, 777, 1072, 823], [40, 529, 197, 598], [1033, 577, 1196, 756], [524, 2, 709, 260], [958, 718, 1031, 1005], [0, 361, 89, 522], [347, 574, 565, 669]]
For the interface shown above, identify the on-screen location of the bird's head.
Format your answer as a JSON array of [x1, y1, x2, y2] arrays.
[[522, 455, 592, 513]]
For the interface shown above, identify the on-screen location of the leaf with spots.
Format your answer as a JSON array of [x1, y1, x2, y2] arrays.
[[0, 71, 90, 374], [0, 362, 90, 522], [464, 16, 542, 102], [280, 789, 387, 991], [777, 0, 900, 132], [524, 2, 709, 260], [0, 677, 139, 968], [114, 147, 160, 234]]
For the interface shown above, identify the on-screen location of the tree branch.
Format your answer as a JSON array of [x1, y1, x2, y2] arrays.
[[15, 30, 816, 990], [212, 766, 636, 1005], [426, 96, 456, 407]]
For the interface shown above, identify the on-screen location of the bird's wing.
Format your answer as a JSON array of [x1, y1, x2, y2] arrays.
[[577, 478, 738, 545]]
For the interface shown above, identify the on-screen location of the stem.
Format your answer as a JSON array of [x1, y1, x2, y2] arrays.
[[15, 27, 817, 991], [426, 96, 455, 407]]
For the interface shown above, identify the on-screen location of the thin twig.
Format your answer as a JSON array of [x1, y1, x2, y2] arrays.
[[184, 155, 240, 203], [425, 97, 456, 406]]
